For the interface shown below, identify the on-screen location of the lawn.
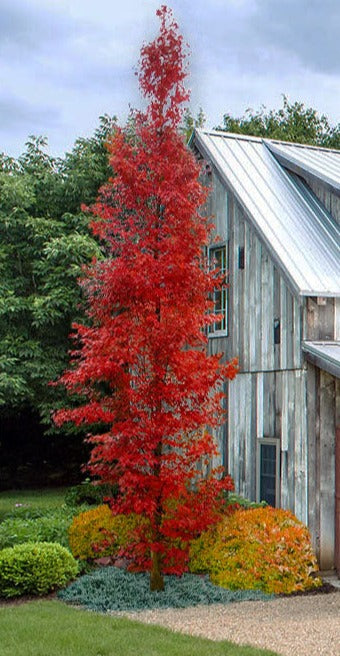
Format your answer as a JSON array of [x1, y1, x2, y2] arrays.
[[0, 600, 278, 656], [0, 488, 67, 520], [0, 487, 72, 525]]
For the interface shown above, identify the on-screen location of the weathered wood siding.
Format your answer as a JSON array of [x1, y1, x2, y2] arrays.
[[204, 168, 337, 566], [303, 297, 335, 341], [303, 174, 340, 226], [203, 170, 229, 242], [207, 170, 303, 372], [227, 370, 308, 524], [335, 298, 340, 340], [204, 170, 308, 523], [307, 364, 338, 568]]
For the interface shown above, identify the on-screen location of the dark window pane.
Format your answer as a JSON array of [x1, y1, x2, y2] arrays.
[[262, 458, 276, 475], [215, 249, 223, 269], [214, 290, 222, 310], [274, 318, 281, 344], [238, 246, 245, 269], [260, 443, 276, 506]]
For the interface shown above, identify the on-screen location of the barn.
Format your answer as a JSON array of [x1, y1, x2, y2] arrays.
[[191, 129, 340, 573]]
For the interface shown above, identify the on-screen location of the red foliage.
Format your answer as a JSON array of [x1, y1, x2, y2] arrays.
[[54, 6, 237, 582]]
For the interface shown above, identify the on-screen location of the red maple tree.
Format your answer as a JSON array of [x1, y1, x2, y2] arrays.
[[54, 6, 237, 590]]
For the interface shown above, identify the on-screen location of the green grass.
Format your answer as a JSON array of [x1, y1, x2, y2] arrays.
[[0, 488, 68, 522], [0, 600, 278, 656], [0, 488, 67, 511]]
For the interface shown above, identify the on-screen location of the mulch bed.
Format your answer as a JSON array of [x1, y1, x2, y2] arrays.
[[279, 581, 338, 598], [0, 591, 58, 607]]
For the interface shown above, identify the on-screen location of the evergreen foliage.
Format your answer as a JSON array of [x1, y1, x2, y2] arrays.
[[58, 566, 270, 612], [0, 542, 78, 597]]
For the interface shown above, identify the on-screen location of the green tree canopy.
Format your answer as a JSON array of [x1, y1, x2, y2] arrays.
[[215, 96, 340, 148], [0, 116, 116, 423], [181, 107, 206, 142]]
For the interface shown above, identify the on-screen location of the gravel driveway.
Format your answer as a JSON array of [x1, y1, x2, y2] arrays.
[[116, 591, 340, 656]]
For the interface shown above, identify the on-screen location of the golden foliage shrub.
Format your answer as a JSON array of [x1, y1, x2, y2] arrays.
[[189, 507, 321, 594], [68, 505, 140, 561]]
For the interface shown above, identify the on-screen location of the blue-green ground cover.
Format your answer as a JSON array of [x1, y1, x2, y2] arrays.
[[58, 567, 272, 612]]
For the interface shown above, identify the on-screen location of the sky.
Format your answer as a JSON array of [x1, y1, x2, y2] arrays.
[[1, 0, 340, 159]]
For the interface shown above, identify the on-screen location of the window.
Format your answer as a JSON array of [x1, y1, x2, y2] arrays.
[[208, 244, 228, 335], [238, 246, 245, 270], [274, 318, 281, 345], [256, 438, 280, 507]]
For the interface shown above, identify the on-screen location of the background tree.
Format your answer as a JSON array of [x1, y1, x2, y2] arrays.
[[55, 6, 237, 590], [215, 95, 340, 148], [0, 117, 115, 488], [181, 107, 206, 142]]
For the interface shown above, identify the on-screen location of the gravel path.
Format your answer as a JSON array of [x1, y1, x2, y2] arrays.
[[115, 591, 340, 656]]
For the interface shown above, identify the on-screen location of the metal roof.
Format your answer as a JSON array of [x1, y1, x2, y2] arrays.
[[302, 341, 340, 378], [193, 129, 340, 297], [266, 140, 340, 195]]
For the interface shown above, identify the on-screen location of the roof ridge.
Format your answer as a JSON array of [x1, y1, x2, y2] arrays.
[[195, 128, 340, 154], [265, 138, 340, 155], [196, 129, 263, 144]]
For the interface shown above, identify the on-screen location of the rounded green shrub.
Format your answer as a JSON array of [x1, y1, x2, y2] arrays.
[[0, 542, 79, 598], [189, 507, 322, 594], [64, 480, 118, 507]]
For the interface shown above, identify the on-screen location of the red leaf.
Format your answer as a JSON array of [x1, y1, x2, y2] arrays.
[[53, 5, 237, 579]]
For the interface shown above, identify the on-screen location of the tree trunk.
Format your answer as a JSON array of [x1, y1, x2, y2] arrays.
[[150, 549, 164, 591]]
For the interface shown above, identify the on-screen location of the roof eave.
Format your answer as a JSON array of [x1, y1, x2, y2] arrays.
[[302, 342, 340, 378], [299, 290, 340, 298]]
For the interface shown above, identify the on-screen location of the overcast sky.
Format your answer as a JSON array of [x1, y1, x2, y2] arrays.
[[2, 0, 340, 158]]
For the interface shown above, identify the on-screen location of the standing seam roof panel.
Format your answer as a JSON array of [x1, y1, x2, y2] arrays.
[[212, 139, 324, 289], [266, 141, 340, 193], [194, 130, 340, 297], [204, 137, 330, 292], [200, 133, 338, 293]]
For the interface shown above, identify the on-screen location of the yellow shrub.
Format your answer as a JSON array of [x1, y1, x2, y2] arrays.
[[189, 507, 321, 594], [69, 505, 140, 561]]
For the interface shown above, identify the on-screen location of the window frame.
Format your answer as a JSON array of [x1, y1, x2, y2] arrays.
[[208, 242, 229, 337], [256, 437, 280, 507]]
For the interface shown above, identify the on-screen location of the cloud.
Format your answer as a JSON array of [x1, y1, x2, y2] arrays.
[[178, 0, 340, 79], [0, 95, 60, 131], [0, 0, 75, 56], [0, 0, 339, 159], [251, 0, 340, 75]]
